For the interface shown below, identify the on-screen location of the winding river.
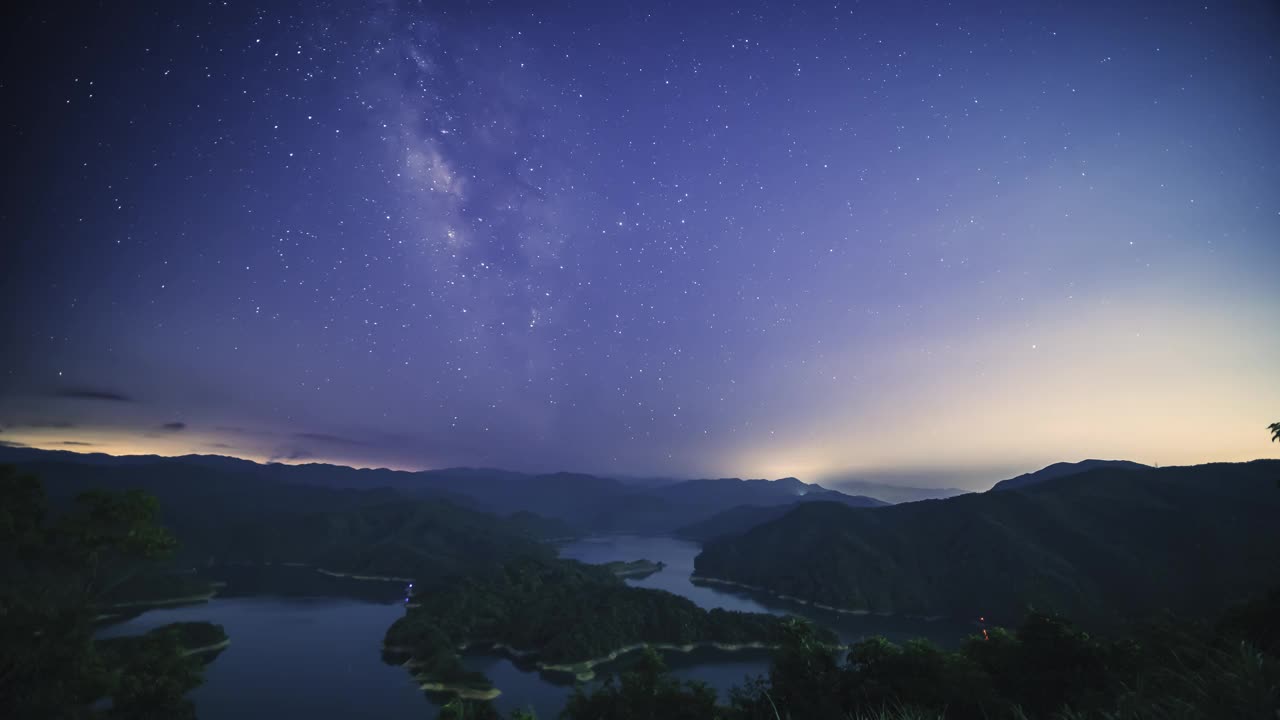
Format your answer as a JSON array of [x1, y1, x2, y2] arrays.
[[100, 536, 973, 719]]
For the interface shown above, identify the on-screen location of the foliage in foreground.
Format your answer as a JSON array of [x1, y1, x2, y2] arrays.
[[0, 467, 220, 718], [447, 592, 1280, 720]]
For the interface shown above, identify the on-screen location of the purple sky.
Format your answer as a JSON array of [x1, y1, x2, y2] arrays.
[[3, 0, 1278, 488]]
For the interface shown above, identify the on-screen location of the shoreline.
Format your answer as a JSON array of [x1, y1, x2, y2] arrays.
[[220, 560, 417, 583], [315, 568, 415, 582], [607, 559, 667, 579], [690, 575, 945, 621], [181, 638, 231, 657], [539, 640, 777, 681], [105, 590, 219, 610], [418, 682, 502, 700], [394, 652, 504, 699], [396, 638, 781, 687]]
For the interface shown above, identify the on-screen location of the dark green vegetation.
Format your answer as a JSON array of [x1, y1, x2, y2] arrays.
[[695, 460, 1280, 622], [100, 570, 217, 608], [0, 466, 222, 719], [0, 446, 886, 536], [5, 452, 560, 589], [601, 559, 666, 578], [99, 621, 229, 657], [9, 446, 1279, 719], [562, 648, 719, 720], [446, 589, 1280, 719], [384, 555, 808, 691], [215, 498, 557, 585], [92, 624, 226, 720], [675, 504, 798, 542]]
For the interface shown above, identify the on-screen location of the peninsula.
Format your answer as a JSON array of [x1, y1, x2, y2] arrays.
[[383, 556, 811, 696]]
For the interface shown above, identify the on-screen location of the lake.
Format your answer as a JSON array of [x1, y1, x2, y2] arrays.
[[100, 536, 974, 718]]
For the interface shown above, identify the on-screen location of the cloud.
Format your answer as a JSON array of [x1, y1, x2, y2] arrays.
[[0, 440, 29, 448], [293, 432, 370, 447], [208, 442, 235, 450], [269, 448, 314, 462], [159, 422, 187, 432], [60, 441, 94, 446], [54, 387, 133, 402], [262, 431, 376, 463]]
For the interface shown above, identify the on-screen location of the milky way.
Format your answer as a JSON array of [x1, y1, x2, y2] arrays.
[[3, 1, 1278, 485]]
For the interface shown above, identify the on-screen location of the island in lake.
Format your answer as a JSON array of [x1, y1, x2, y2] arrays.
[[601, 558, 666, 579], [382, 555, 819, 696], [98, 620, 231, 660]]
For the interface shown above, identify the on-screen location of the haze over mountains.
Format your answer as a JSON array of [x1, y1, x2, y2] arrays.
[[0, 445, 1143, 507], [0, 446, 1179, 531], [7, 445, 1277, 628], [813, 478, 971, 504], [0, 446, 886, 536]]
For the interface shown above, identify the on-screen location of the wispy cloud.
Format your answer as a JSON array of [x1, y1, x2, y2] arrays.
[[269, 448, 314, 462], [294, 431, 369, 447], [1, 420, 78, 430], [160, 422, 187, 432], [54, 387, 133, 403]]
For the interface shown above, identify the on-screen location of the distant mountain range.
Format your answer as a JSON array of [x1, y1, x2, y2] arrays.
[[0, 446, 883, 535], [2, 451, 559, 585], [818, 478, 971, 504], [989, 459, 1150, 492], [9, 445, 1275, 629], [693, 459, 1280, 624]]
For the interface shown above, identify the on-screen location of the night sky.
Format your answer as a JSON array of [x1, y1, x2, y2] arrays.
[[2, 0, 1278, 487]]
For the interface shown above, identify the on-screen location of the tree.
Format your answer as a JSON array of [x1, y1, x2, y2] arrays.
[[730, 618, 844, 720], [103, 630, 202, 720], [1270, 422, 1280, 443], [0, 466, 203, 718], [562, 647, 719, 720], [437, 698, 503, 720]]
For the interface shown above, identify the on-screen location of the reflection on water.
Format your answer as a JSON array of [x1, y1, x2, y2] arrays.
[[206, 564, 407, 603], [460, 655, 576, 718], [98, 536, 976, 718], [560, 535, 975, 647], [98, 596, 427, 719], [560, 535, 776, 614]]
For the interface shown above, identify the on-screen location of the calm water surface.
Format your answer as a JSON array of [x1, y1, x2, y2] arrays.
[[560, 536, 975, 646], [101, 536, 973, 718]]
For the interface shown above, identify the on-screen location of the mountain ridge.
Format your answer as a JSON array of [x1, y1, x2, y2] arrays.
[[0, 446, 879, 535], [693, 459, 1280, 624], [989, 459, 1150, 492]]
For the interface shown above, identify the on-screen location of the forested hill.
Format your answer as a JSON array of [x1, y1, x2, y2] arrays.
[[0, 446, 885, 534], [12, 458, 558, 586], [675, 504, 797, 542], [383, 554, 802, 695], [694, 460, 1280, 624]]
